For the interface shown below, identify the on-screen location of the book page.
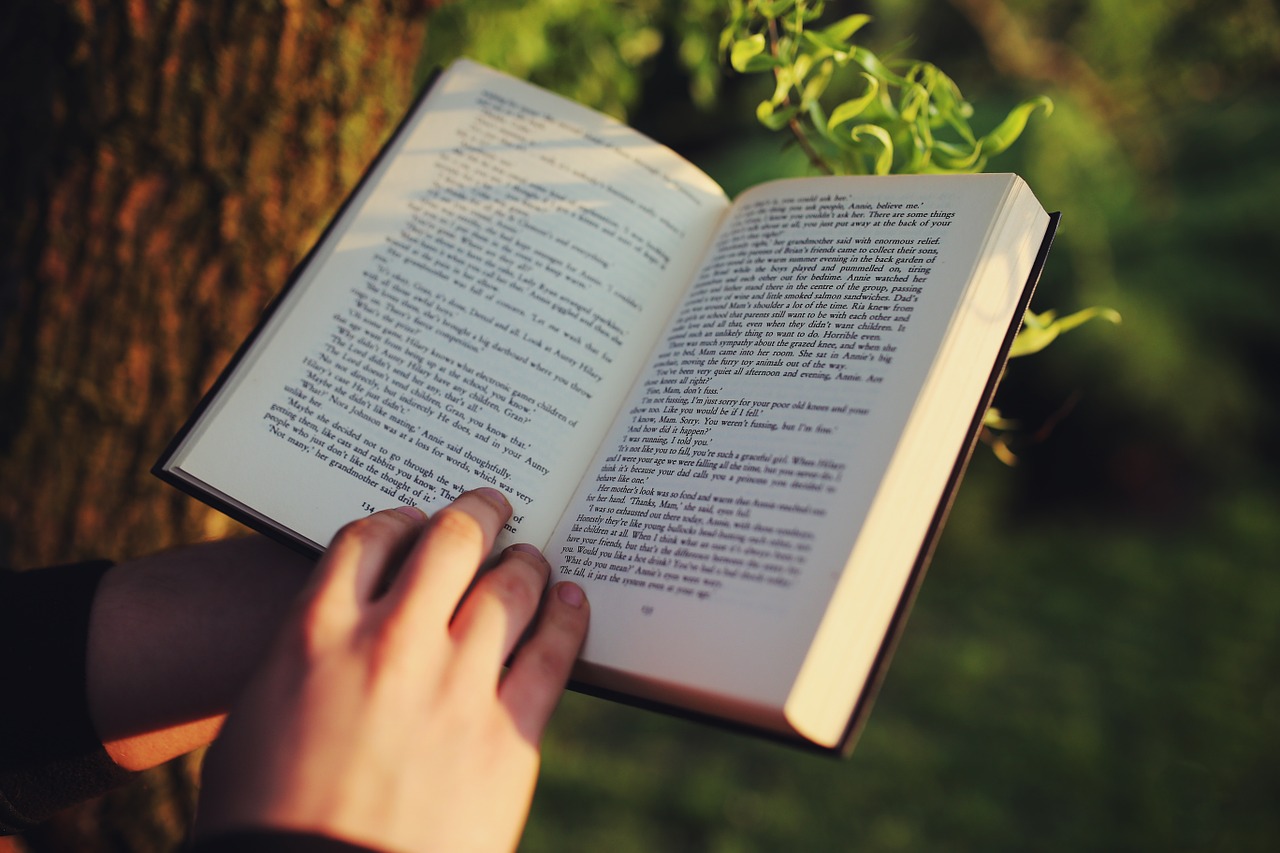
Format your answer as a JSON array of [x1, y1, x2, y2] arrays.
[[168, 60, 728, 549], [544, 174, 1030, 723]]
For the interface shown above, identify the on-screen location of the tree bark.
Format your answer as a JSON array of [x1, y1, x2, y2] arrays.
[[0, 2, 433, 849]]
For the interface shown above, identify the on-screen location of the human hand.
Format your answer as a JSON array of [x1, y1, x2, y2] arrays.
[[194, 488, 589, 852]]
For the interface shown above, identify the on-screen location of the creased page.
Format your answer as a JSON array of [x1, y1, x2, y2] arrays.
[[170, 60, 728, 549]]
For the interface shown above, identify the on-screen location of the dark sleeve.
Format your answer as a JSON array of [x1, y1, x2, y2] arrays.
[[190, 830, 385, 852], [0, 560, 135, 835]]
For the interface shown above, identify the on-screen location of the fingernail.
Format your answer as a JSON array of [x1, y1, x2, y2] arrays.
[[507, 542, 546, 561], [393, 506, 427, 521], [556, 582, 586, 608], [471, 487, 510, 511]]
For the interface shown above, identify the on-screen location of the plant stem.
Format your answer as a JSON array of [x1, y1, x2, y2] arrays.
[[766, 15, 834, 175]]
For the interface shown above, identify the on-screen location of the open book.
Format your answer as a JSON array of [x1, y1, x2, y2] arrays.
[[156, 59, 1057, 753]]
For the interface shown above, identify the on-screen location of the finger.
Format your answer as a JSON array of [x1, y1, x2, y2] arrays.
[[498, 582, 589, 743], [304, 507, 429, 629], [378, 488, 511, 630], [448, 544, 550, 679]]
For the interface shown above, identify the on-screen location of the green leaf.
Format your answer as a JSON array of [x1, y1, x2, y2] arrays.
[[757, 101, 800, 130], [925, 66, 967, 117], [729, 33, 768, 72], [760, 0, 797, 18], [1009, 306, 1121, 358], [930, 138, 984, 171], [792, 52, 815, 85], [899, 127, 931, 173], [807, 99, 837, 143], [935, 102, 978, 145], [799, 31, 847, 61], [897, 80, 930, 123], [724, 5, 1054, 187], [826, 73, 880, 129], [983, 407, 1017, 430], [800, 58, 834, 106], [849, 45, 909, 87], [768, 64, 795, 106], [850, 123, 894, 174], [820, 13, 872, 43], [979, 95, 1053, 157]]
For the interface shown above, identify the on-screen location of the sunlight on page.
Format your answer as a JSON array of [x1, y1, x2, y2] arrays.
[[167, 60, 727, 550]]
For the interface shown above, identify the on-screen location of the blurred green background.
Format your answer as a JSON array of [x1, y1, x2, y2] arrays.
[[3, 1, 1278, 850]]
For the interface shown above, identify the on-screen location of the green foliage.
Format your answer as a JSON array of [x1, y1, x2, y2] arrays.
[[987, 305, 1122, 466], [721, 0, 1053, 175], [1008, 306, 1123, 359], [418, 0, 728, 117], [721, 1, 1114, 462]]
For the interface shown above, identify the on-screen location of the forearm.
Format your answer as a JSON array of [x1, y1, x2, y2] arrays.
[[86, 536, 312, 771]]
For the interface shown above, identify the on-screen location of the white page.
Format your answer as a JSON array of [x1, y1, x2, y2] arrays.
[[168, 60, 728, 550], [787, 178, 1048, 744], [544, 174, 1023, 721]]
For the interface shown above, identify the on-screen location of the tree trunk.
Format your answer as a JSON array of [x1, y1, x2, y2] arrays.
[[0, 2, 433, 849]]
